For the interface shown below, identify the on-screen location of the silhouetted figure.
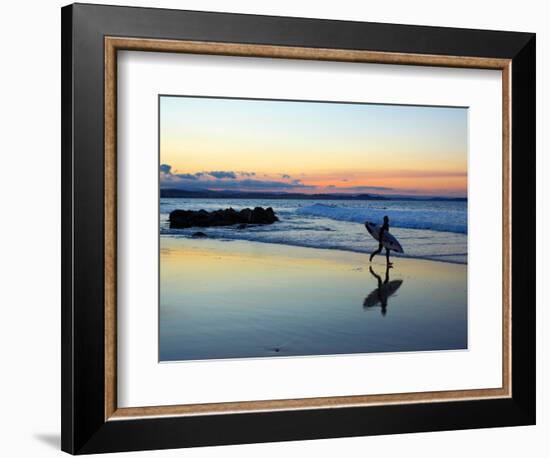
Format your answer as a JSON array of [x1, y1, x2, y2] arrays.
[[363, 265, 403, 316], [369, 215, 392, 266]]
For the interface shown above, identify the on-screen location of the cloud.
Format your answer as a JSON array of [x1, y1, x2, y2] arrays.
[[399, 170, 466, 178], [175, 173, 198, 180], [341, 185, 394, 192], [207, 171, 237, 179], [160, 164, 396, 194], [197, 170, 256, 179], [159, 164, 172, 174], [160, 164, 313, 192], [223, 179, 313, 190], [365, 169, 466, 178], [161, 167, 251, 180]]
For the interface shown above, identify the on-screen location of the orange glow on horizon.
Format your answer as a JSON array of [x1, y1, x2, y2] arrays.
[[160, 96, 468, 197]]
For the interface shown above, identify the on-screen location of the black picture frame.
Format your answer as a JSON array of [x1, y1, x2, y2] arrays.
[[61, 3, 535, 454]]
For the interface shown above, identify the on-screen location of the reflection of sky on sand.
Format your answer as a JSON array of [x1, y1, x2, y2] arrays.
[[160, 237, 467, 361]]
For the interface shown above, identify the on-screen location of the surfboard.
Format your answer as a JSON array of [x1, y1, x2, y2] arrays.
[[364, 222, 404, 253]]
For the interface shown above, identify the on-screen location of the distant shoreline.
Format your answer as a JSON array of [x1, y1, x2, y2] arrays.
[[160, 188, 467, 202]]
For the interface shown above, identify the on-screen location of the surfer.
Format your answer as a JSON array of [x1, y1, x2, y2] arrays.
[[369, 215, 392, 266]]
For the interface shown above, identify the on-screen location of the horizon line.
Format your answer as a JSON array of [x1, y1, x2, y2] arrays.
[[160, 187, 467, 200]]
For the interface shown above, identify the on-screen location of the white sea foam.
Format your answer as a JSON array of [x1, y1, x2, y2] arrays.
[[160, 198, 468, 264]]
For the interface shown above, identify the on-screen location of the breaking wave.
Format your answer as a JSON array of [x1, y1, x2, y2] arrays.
[[296, 203, 467, 234]]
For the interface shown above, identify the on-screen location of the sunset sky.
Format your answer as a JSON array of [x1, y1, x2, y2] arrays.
[[160, 95, 467, 197]]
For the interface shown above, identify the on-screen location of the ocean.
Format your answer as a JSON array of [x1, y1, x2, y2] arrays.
[[160, 198, 467, 264]]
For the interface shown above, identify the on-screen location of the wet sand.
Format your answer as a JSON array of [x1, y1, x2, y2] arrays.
[[160, 237, 467, 361]]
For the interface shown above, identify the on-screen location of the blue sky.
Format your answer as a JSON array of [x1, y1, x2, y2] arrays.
[[160, 95, 467, 196]]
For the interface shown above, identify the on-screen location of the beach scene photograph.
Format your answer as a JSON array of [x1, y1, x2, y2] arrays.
[[159, 95, 468, 362]]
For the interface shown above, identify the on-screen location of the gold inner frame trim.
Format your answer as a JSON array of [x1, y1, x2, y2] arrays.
[[104, 36, 512, 421]]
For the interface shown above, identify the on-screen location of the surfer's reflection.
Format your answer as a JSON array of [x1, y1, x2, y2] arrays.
[[363, 265, 403, 316]]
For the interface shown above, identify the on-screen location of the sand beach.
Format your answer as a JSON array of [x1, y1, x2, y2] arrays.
[[160, 237, 467, 361]]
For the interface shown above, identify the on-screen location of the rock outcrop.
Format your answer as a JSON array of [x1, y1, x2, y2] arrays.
[[169, 207, 279, 228]]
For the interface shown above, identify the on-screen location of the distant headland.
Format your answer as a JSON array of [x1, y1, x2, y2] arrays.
[[160, 188, 467, 202]]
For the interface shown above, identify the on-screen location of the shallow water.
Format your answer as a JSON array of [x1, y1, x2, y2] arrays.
[[160, 197, 467, 264], [159, 238, 467, 362]]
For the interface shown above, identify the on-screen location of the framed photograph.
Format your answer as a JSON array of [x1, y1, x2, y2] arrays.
[[61, 3, 536, 454]]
